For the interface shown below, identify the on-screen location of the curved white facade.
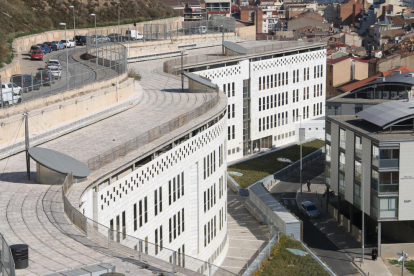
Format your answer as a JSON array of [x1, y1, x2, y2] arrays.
[[88, 114, 229, 268]]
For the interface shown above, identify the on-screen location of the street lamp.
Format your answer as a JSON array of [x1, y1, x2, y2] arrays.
[[117, 2, 120, 36], [59, 23, 69, 91], [298, 115, 304, 197], [221, 24, 224, 54], [361, 160, 365, 263], [90, 13, 98, 69], [397, 251, 408, 276], [69, 6, 75, 51]]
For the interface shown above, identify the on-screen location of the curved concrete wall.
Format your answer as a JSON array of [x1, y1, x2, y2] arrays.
[[0, 74, 134, 147], [83, 114, 229, 268]]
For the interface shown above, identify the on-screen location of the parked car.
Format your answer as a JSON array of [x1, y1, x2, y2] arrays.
[[1, 82, 22, 95], [44, 42, 58, 51], [31, 50, 44, 61], [52, 41, 65, 50], [10, 74, 40, 92], [185, 28, 199, 35], [61, 39, 76, 48], [300, 201, 321, 219], [49, 67, 61, 79], [108, 33, 127, 42], [0, 91, 21, 107], [91, 35, 110, 43], [29, 45, 42, 54], [35, 70, 54, 86], [74, 35, 87, 46], [46, 59, 61, 69], [125, 30, 144, 40], [37, 43, 51, 54], [36, 44, 47, 54]]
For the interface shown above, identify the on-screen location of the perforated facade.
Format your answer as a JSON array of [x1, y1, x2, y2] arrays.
[[196, 48, 327, 162]]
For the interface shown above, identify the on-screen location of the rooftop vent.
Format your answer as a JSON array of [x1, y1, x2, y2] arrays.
[[393, 70, 402, 75], [409, 73, 414, 77], [376, 77, 385, 81]]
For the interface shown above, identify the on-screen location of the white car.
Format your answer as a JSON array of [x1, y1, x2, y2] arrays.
[[46, 59, 61, 69], [1, 91, 21, 107], [49, 67, 61, 79], [61, 39, 76, 48], [1, 82, 22, 95]]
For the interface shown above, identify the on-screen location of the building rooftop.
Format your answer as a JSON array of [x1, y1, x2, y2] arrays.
[[326, 56, 368, 65]]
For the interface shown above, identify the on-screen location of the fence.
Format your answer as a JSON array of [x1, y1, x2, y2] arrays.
[[86, 85, 220, 171], [163, 38, 325, 75], [84, 16, 235, 46], [61, 173, 235, 276], [0, 232, 16, 276], [0, 42, 127, 109]]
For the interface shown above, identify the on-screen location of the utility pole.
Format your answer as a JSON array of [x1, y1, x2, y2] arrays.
[[24, 112, 30, 180], [362, 161, 365, 263], [299, 115, 304, 197]]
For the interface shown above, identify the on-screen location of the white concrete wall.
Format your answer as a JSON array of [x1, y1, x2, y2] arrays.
[[92, 115, 228, 266], [398, 141, 414, 220]]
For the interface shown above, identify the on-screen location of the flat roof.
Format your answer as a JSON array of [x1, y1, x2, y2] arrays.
[[222, 41, 249, 55], [29, 147, 91, 178], [183, 72, 217, 89], [369, 72, 414, 86], [356, 99, 414, 128]]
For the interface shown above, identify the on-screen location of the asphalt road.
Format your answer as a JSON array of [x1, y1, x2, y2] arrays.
[[270, 159, 361, 276]]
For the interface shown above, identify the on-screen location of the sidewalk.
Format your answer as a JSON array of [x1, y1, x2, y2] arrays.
[[296, 175, 392, 276]]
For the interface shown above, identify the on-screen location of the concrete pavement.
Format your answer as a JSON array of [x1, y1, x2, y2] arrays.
[[297, 175, 393, 276]]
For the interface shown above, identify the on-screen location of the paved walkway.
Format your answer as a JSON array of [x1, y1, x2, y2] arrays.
[[297, 175, 393, 276], [221, 189, 271, 275]]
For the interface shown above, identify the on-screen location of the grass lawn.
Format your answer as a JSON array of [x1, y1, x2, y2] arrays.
[[255, 236, 330, 276], [389, 259, 414, 274], [228, 139, 325, 188]]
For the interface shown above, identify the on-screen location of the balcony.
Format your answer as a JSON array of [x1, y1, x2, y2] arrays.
[[379, 158, 399, 168], [355, 148, 362, 159]]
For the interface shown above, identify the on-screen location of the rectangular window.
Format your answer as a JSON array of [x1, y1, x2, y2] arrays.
[[154, 189, 158, 216], [169, 218, 172, 243], [293, 70, 296, 83], [259, 118, 261, 132], [274, 74, 277, 87], [145, 237, 148, 254], [267, 116, 269, 129], [286, 72, 288, 85], [339, 173, 345, 195], [134, 204, 137, 231], [208, 221, 211, 244], [182, 208, 185, 232], [271, 75, 274, 88], [340, 129, 346, 150], [214, 183, 216, 205], [307, 67, 309, 80], [204, 225, 206, 247], [278, 73, 281, 86], [339, 152, 346, 172], [282, 73, 285, 85], [259, 98, 261, 111], [139, 200, 143, 227], [144, 196, 148, 223], [207, 188, 210, 210], [210, 187, 213, 208], [173, 178, 176, 202], [286, 92, 288, 105], [122, 211, 126, 240], [304, 68, 306, 81], [214, 216, 217, 237], [232, 104, 235, 118], [379, 197, 398, 218], [169, 181, 172, 205], [321, 65, 323, 77], [355, 160, 362, 182], [219, 210, 222, 230], [173, 214, 177, 239], [259, 78, 261, 91], [155, 229, 158, 255], [181, 172, 184, 196], [303, 88, 306, 100], [232, 125, 235, 139], [159, 187, 163, 213], [178, 210, 181, 236], [271, 95, 273, 108], [267, 76, 270, 89], [296, 69, 299, 82], [267, 96, 269, 109], [177, 175, 181, 200], [232, 82, 235, 96], [207, 154, 210, 177], [282, 93, 284, 106], [228, 105, 231, 119], [204, 191, 207, 213], [228, 126, 231, 141], [223, 84, 226, 95], [262, 97, 265, 110], [160, 225, 163, 250], [307, 87, 309, 99]]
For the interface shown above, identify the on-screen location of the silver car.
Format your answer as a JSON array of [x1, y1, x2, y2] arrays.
[[300, 201, 321, 218]]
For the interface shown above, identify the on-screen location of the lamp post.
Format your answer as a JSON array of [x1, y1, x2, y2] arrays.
[[221, 24, 224, 54], [59, 23, 69, 91], [397, 251, 408, 276], [298, 115, 304, 197], [69, 6, 75, 51], [90, 13, 98, 69], [361, 160, 365, 263], [117, 2, 120, 36]]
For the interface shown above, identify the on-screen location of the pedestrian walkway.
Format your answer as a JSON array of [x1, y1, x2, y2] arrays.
[[220, 189, 271, 275], [297, 175, 393, 276]]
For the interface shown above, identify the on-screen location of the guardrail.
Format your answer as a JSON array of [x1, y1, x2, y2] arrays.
[[86, 85, 220, 171], [61, 173, 236, 276], [0, 231, 16, 276]]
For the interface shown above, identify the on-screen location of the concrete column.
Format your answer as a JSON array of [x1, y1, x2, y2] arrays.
[[378, 222, 381, 257], [349, 204, 353, 233], [337, 195, 341, 223]]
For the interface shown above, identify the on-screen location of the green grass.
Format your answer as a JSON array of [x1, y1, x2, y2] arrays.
[[256, 236, 330, 276], [389, 260, 414, 274], [228, 139, 325, 188]]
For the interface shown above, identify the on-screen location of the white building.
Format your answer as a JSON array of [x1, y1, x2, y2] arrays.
[[193, 41, 327, 162]]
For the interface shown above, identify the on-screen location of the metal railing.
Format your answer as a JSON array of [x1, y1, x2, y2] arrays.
[[61, 173, 236, 276], [242, 234, 279, 276], [0, 232, 16, 276], [86, 86, 220, 171], [0, 42, 127, 110], [163, 37, 325, 75]]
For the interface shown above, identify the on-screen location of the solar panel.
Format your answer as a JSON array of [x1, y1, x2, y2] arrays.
[[356, 100, 414, 128]]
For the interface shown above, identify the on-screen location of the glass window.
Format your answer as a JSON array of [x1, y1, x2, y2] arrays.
[[379, 149, 399, 168], [372, 145, 379, 167], [379, 197, 398, 218], [371, 169, 379, 192], [326, 122, 331, 142], [354, 183, 361, 207], [339, 152, 345, 172], [340, 129, 346, 149], [325, 164, 331, 185], [339, 173, 345, 195], [355, 136, 362, 158], [379, 172, 399, 193], [355, 160, 362, 182], [326, 144, 331, 163]]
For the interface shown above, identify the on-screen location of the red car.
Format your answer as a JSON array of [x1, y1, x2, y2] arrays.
[[31, 50, 43, 61]]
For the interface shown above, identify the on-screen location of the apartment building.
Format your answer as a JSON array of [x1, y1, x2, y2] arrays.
[[192, 41, 326, 162], [326, 99, 414, 256]]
